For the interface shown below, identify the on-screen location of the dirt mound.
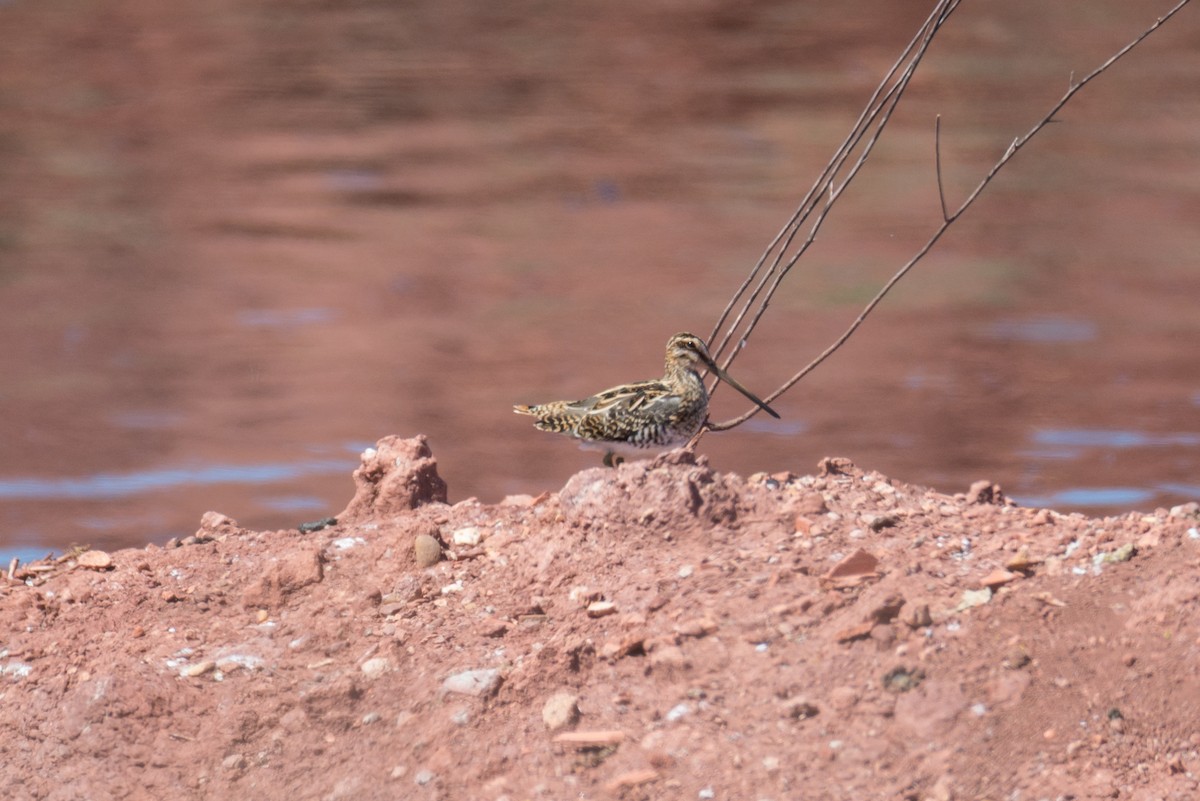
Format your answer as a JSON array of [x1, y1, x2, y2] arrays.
[[2, 436, 1199, 800]]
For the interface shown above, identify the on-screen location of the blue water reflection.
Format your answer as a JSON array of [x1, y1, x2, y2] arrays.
[[984, 316, 1097, 343], [0, 460, 353, 501]]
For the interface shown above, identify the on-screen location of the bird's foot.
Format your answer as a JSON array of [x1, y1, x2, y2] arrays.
[[602, 451, 625, 468]]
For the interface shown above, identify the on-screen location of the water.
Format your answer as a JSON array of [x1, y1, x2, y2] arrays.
[[0, 0, 1197, 557]]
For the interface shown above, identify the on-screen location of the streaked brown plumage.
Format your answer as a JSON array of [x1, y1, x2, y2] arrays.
[[514, 332, 778, 461]]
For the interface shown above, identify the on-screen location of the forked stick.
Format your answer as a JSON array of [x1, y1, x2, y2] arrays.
[[706, 0, 1193, 433]]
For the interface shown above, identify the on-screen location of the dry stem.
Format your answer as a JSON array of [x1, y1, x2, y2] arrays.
[[705, 0, 1193, 433]]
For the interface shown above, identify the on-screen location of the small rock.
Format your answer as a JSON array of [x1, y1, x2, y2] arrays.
[[677, 616, 718, 638], [442, 668, 502, 697], [868, 595, 905, 624], [953, 588, 992, 613], [542, 691, 581, 731], [905, 604, 933, 629], [822, 548, 880, 588], [1168, 501, 1199, 519], [413, 534, 442, 567], [181, 661, 215, 678], [586, 601, 617, 618], [865, 514, 898, 532], [665, 702, 691, 722], [968, 479, 998, 504], [362, 712, 382, 725], [883, 666, 925, 693], [797, 493, 829, 516], [361, 657, 391, 680], [604, 769, 658, 793], [552, 730, 625, 748], [222, 753, 246, 771], [979, 568, 1019, 589], [451, 527, 482, 547], [835, 621, 874, 643], [1095, 543, 1135, 565], [413, 769, 435, 786], [75, 550, 113, 570]]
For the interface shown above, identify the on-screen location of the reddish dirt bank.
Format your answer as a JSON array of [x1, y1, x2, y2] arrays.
[[2, 436, 1199, 800]]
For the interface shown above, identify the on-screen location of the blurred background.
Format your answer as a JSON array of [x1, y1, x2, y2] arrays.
[[1, 0, 1197, 560]]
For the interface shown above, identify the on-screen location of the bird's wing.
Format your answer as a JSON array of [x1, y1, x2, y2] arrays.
[[571, 380, 674, 415]]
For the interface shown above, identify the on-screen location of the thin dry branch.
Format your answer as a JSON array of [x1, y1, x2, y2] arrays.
[[706, 0, 1193, 433], [707, 0, 962, 369]]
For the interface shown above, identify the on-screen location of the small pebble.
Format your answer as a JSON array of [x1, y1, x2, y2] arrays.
[[361, 657, 391, 680], [442, 668, 502, 697], [542, 691, 581, 731], [413, 534, 442, 567]]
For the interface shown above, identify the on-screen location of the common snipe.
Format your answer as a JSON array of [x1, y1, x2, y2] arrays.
[[514, 332, 778, 464]]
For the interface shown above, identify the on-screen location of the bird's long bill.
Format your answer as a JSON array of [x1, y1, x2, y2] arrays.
[[703, 356, 780, 419]]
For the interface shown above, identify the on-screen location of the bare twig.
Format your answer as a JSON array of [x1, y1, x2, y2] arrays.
[[706, 0, 963, 386], [706, 0, 1193, 433], [934, 115, 949, 222]]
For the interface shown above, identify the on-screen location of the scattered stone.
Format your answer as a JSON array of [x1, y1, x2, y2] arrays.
[[968, 480, 1003, 504], [75, 550, 113, 570], [222, 753, 247, 771], [1094, 543, 1135, 566], [198, 511, 240, 536], [865, 513, 898, 532], [677, 616, 718, 638], [361, 657, 391, 680], [586, 601, 617, 618], [817, 457, 855, 477], [552, 730, 625, 748], [414, 769, 435, 786], [1005, 547, 1039, 574], [605, 769, 658, 792], [904, 604, 933, 629], [1002, 646, 1031, 670], [1168, 502, 1199, 519], [821, 548, 880, 588], [835, 621, 874, 644], [664, 702, 692, 722], [181, 660, 215, 678], [978, 568, 1019, 589], [797, 494, 829, 516], [542, 691, 581, 731], [442, 668, 502, 698], [413, 533, 442, 567], [362, 712, 382, 725], [883, 666, 925, 693], [868, 595, 905, 624], [952, 588, 992, 613], [451, 527, 482, 546]]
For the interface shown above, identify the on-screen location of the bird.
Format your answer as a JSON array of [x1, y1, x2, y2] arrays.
[[514, 332, 779, 465]]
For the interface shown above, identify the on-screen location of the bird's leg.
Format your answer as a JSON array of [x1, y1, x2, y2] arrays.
[[602, 451, 624, 468], [684, 422, 709, 452]]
